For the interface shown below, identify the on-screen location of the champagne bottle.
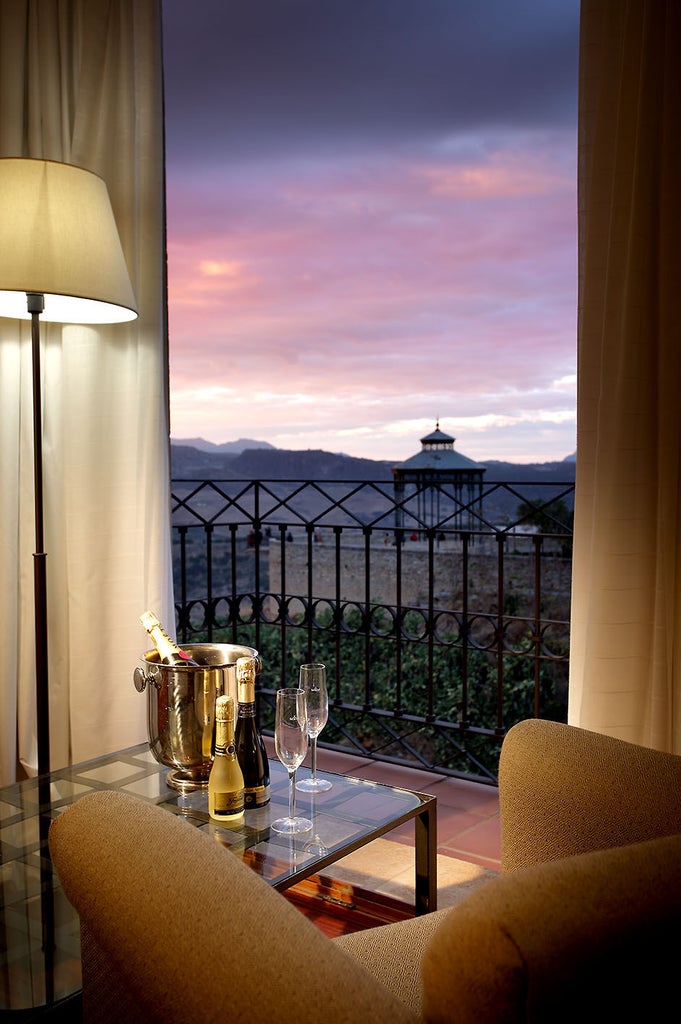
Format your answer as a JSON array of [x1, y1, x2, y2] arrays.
[[139, 610, 200, 666], [235, 656, 270, 807], [209, 695, 245, 822]]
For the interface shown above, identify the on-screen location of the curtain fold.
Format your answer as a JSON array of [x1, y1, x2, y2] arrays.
[[569, 0, 681, 752], [0, 0, 174, 784]]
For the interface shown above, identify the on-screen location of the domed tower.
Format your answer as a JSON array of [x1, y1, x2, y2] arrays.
[[391, 421, 485, 534]]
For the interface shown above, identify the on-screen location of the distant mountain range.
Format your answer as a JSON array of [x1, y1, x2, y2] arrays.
[[171, 437, 576, 484], [175, 437, 277, 454]]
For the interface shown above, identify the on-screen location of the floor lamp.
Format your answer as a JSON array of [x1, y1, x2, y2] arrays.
[[0, 158, 138, 777]]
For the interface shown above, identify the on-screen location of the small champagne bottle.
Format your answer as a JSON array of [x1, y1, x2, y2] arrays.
[[209, 695, 245, 822], [234, 656, 270, 808], [139, 610, 200, 666]]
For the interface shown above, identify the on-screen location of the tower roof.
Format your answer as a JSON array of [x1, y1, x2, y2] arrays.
[[420, 425, 454, 445], [397, 446, 481, 472], [392, 421, 484, 474]]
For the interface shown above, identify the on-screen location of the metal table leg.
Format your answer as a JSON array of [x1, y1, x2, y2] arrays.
[[414, 796, 437, 914]]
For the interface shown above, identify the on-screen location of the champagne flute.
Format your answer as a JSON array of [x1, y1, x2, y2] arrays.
[[271, 688, 312, 834], [296, 663, 333, 793]]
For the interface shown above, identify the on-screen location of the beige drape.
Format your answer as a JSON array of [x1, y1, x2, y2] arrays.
[[0, 0, 175, 784], [569, 0, 681, 752]]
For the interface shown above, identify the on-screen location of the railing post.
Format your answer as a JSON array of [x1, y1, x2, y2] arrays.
[[229, 523, 239, 644], [205, 523, 214, 640], [459, 530, 470, 730], [495, 532, 505, 736], [394, 525, 404, 717], [363, 525, 372, 711], [426, 528, 435, 723], [176, 525, 189, 641], [333, 525, 342, 705], [533, 533, 543, 718], [305, 523, 315, 659], [277, 522, 288, 676]]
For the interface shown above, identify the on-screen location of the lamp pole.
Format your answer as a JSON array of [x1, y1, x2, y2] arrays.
[[28, 291, 50, 778], [0, 158, 138, 780]]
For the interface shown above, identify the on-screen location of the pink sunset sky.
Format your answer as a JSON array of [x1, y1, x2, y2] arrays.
[[162, 0, 579, 465]]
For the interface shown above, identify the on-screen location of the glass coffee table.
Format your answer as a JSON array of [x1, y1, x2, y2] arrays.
[[0, 742, 436, 1016]]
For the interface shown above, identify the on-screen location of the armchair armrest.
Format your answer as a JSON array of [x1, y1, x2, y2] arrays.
[[49, 791, 419, 1024], [498, 719, 681, 871]]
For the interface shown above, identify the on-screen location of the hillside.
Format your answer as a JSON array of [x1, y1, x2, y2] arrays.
[[481, 459, 576, 483], [171, 441, 393, 480], [171, 439, 576, 486], [173, 437, 276, 454]]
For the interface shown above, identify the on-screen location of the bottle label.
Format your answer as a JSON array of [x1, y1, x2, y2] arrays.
[[212, 791, 245, 815], [243, 783, 271, 808]]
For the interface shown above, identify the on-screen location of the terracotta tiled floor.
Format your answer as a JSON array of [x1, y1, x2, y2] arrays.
[[266, 738, 502, 874]]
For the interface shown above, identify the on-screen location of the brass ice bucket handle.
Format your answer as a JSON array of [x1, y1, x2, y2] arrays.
[[133, 664, 162, 693]]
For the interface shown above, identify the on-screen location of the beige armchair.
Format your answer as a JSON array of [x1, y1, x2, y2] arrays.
[[49, 720, 681, 1023]]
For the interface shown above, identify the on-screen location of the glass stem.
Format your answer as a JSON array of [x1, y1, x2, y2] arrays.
[[311, 735, 318, 779], [289, 770, 296, 820]]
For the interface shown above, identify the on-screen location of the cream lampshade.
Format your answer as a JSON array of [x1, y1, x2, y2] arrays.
[[0, 157, 138, 776], [0, 157, 138, 323]]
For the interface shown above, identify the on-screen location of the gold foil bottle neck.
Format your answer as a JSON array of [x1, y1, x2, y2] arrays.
[[215, 694, 236, 724], [236, 657, 256, 703], [236, 656, 256, 682], [139, 609, 200, 667]]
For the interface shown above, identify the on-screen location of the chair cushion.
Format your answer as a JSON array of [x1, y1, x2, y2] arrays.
[[421, 832, 681, 1023], [335, 909, 451, 1014]]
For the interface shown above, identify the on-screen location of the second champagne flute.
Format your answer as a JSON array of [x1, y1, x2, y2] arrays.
[[271, 687, 312, 834], [296, 663, 332, 793]]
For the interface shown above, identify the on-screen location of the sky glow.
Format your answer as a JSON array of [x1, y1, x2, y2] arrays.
[[162, 0, 579, 465]]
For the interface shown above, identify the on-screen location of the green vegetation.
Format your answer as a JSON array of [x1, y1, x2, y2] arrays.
[[205, 603, 568, 780]]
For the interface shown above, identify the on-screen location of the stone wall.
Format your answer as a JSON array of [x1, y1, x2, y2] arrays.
[[267, 536, 571, 617]]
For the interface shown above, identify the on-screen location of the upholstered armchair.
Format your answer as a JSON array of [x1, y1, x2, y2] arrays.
[[49, 720, 681, 1023]]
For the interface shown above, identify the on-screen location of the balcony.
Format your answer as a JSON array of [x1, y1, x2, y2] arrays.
[[171, 475, 574, 785]]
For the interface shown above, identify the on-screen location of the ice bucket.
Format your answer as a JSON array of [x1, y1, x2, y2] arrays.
[[133, 643, 260, 791]]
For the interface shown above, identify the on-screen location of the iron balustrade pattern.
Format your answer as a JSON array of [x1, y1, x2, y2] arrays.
[[171, 477, 575, 784]]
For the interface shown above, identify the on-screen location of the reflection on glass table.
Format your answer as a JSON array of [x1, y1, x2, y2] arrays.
[[0, 742, 436, 1014]]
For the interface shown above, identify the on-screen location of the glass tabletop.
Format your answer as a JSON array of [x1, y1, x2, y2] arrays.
[[0, 743, 435, 1013]]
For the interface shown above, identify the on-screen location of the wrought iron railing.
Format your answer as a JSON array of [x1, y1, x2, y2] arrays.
[[171, 476, 575, 784]]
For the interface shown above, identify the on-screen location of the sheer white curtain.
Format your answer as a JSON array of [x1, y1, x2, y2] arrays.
[[569, 0, 681, 753], [0, 0, 174, 784]]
